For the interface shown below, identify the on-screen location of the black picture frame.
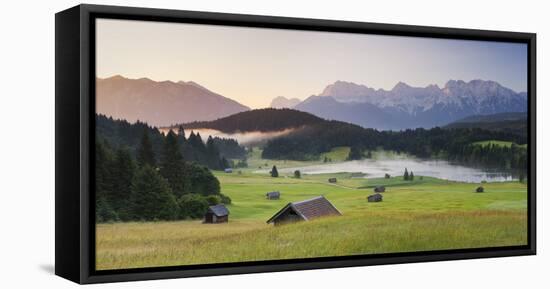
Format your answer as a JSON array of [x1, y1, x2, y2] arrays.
[[55, 4, 536, 284]]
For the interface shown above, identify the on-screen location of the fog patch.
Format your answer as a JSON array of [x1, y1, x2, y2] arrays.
[[159, 127, 296, 145]]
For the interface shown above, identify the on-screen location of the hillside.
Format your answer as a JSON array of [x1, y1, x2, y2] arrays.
[[444, 112, 527, 137], [167, 107, 526, 166], [96, 75, 250, 127], [177, 108, 326, 133]]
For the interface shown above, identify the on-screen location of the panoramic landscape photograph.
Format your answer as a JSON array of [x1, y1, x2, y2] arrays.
[[94, 19, 528, 270]]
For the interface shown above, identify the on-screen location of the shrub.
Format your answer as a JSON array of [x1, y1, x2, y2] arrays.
[[219, 193, 232, 205], [205, 195, 222, 206], [178, 194, 209, 219], [185, 163, 221, 196]]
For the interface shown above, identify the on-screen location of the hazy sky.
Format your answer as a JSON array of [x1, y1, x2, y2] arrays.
[[96, 19, 527, 108]]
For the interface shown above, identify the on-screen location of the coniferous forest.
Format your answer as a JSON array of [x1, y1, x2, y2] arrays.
[[261, 121, 527, 171], [96, 114, 246, 167], [95, 115, 233, 223]]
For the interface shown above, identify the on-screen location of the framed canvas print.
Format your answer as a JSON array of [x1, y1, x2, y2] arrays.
[[55, 4, 536, 284]]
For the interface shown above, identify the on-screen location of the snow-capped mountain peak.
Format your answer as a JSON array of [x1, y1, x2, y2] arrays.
[[294, 79, 527, 130]]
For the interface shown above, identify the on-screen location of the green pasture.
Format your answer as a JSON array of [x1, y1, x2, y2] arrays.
[[246, 146, 350, 171], [97, 166, 527, 270]]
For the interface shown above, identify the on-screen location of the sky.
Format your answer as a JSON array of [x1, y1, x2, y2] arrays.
[[96, 19, 528, 109]]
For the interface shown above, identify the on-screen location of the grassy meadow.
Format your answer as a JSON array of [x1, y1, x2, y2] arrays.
[[96, 148, 527, 270]]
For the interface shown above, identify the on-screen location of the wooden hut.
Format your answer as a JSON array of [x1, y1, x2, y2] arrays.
[[204, 204, 229, 223], [266, 196, 342, 226], [328, 178, 337, 183], [374, 186, 386, 193], [266, 191, 280, 200], [367, 193, 383, 202]]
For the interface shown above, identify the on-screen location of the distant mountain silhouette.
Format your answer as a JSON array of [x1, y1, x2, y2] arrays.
[[96, 75, 250, 127], [270, 96, 301, 109], [295, 79, 527, 130]]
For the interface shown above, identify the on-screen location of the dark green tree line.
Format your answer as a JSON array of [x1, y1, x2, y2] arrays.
[[96, 128, 229, 223]]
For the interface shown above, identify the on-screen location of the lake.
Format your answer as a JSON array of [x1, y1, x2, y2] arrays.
[[277, 154, 517, 183]]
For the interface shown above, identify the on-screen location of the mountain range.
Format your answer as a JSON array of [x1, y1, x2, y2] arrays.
[[97, 75, 527, 130], [96, 75, 250, 127], [295, 80, 527, 130]]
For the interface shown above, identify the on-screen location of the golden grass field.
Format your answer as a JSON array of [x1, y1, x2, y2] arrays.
[[96, 162, 527, 270]]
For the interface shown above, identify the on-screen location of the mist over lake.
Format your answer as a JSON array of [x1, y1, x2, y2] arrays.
[[159, 124, 521, 183], [274, 154, 517, 183]]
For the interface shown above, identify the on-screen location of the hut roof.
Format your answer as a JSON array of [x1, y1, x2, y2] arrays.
[[368, 193, 383, 202], [207, 204, 229, 217], [266, 196, 341, 224]]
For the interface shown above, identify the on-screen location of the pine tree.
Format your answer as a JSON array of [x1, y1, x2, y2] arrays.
[[160, 130, 186, 197], [403, 168, 409, 181], [206, 136, 222, 169], [95, 139, 114, 204], [177, 125, 186, 140], [347, 146, 362, 160], [409, 171, 414, 181], [271, 165, 279, 177], [96, 196, 118, 223], [111, 147, 135, 218], [130, 165, 178, 221], [221, 157, 230, 169], [137, 128, 156, 168], [194, 133, 205, 151]]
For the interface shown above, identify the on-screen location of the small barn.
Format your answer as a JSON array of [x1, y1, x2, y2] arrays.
[[266, 191, 280, 200], [224, 168, 233, 173], [204, 204, 229, 223], [266, 196, 342, 226], [374, 186, 386, 193], [328, 178, 337, 183], [367, 193, 383, 202]]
